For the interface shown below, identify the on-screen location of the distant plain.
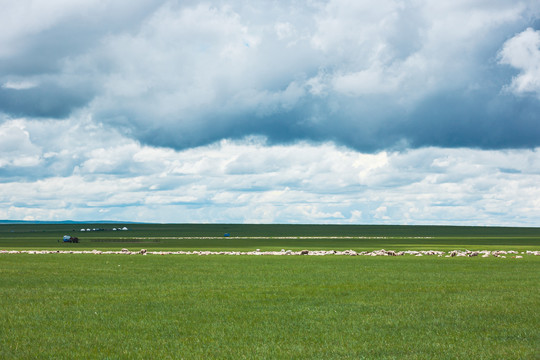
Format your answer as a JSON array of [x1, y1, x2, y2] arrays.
[[1, 223, 540, 251]]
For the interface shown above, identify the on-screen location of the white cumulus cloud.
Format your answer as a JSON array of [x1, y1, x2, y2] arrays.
[[499, 27, 540, 97], [0, 116, 539, 225]]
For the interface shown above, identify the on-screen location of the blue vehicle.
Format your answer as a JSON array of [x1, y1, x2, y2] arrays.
[[62, 235, 79, 243]]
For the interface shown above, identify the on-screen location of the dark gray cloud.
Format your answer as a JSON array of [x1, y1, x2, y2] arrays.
[[399, 91, 540, 150], [1, 0, 539, 151], [113, 86, 540, 153], [0, 83, 93, 118]]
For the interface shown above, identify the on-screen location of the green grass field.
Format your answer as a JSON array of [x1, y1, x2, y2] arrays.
[[1, 224, 539, 359], [1, 223, 540, 251]]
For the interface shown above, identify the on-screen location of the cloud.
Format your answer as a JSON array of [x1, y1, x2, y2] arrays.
[[0, 0, 165, 119], [332, 65, 403, 96], [0, 81, 94, 118], [0, 120, 42, 168], [1, 1, 538, 151], [2, 80, 38, 90], [0, 117, 539, 225], [499, 27, 540, 97], [1, 1, 540, 225]]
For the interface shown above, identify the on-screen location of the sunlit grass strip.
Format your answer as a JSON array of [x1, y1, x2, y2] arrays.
[[2, 238, 540, 252], [117, 235, 539, 241], [119, 236, 438, 239], [90, 239, 161, 243]]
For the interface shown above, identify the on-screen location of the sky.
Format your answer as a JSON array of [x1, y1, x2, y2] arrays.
[[1, 0, 539, 225]]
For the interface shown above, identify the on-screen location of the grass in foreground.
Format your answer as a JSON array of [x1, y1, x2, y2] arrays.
[[1, 255, 539, 359]]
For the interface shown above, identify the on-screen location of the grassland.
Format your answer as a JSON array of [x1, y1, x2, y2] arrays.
[[1, 224, 539, 359], [1, 223, 540, 251]]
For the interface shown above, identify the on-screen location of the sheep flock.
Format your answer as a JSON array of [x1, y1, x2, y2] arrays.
[[1, 248, 538, 258]]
